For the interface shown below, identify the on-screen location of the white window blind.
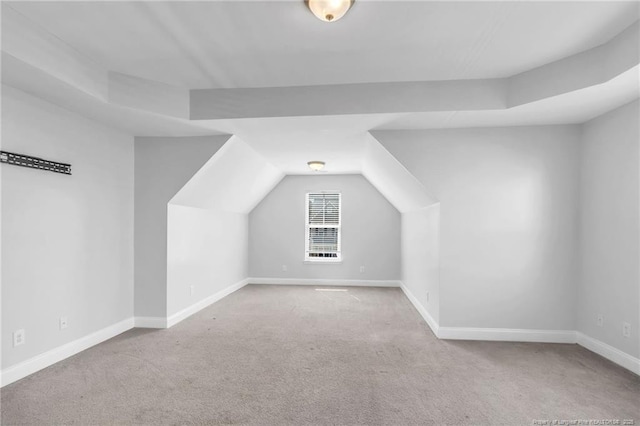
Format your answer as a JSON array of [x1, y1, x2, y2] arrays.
[[305, 192, 341, 261]]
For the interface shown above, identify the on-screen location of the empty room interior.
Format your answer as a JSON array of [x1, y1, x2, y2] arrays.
[[1, 0, 639, 424]]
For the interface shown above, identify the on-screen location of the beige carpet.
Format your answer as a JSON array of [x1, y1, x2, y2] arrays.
[[2, 285, 639, 425]]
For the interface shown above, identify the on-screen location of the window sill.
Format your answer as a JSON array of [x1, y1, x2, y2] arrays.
[[304, 260, 343, 264]]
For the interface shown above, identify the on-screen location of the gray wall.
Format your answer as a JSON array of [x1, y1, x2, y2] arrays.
[[376, 125, 581, 330], [134, 135, 229, 318], [2, 85, 134, 369], [578, 100, 639, 357], [249, 174, 401, 281]]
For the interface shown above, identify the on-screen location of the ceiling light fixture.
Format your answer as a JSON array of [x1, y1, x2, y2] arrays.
[[307, 161, 325, 171], [306, 0, 354, 23]]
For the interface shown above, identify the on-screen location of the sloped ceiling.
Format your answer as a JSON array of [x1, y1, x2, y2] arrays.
[[1, 1, 639, 212], [169, 132, 437, 214], [2, 2, 637, 134], [170, 136, 285, 214]]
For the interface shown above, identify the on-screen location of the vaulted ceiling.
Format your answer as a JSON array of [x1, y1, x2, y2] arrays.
[[2, 1, 639, 179]]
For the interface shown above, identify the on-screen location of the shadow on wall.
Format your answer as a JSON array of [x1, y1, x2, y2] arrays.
[[165, 133, 442, 327], [166, 136, 284, 318]]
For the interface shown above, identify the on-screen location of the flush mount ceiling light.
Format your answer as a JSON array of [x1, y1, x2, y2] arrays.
[[307, 161, 325, 171], [306, 0, 354, 23]]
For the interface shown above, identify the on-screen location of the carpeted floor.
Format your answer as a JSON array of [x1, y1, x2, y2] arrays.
[[1, 285, 639, 425]]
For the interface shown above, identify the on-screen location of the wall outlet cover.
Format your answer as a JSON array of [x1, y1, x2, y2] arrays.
[[622, 322, 631, 338], [59, 317, 68, 330], [13, 329, 25, 347], [597, 314, 604, 327]]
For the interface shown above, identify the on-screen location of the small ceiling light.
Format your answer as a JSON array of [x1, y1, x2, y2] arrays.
[[306, 0, 354, 23], [307, 161, 325, 171]]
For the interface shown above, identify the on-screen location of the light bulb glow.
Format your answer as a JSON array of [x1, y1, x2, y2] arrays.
[[307, 161, 326, 171], [306, 0, 354, 22]]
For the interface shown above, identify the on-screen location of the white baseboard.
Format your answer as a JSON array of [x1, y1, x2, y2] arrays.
[[134, 316, 168, 329], [398, 282, 576, 345], [249, 277, 401, 287], [577, 332, 640, 375], [1, 317, 134, 388], [0, 279, 250, 387], [3, 285, 637, 390], [399, 284, 639, 375], [166, 278, 250, 328], [134, 278, 250, 329], [437, 327, 577, 344], [399, 283, 439, 337]]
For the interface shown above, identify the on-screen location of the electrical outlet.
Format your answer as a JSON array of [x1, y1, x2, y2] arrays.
[[426, 292, 430, 303], [282, 265, 287, 272], [59, 316, 68, 330], [13, 329, 25, 347], [190, 285, 195, 296], [360, 266, 365, 273], [622, 322, 631, 338], [597, 314, 604, 327]]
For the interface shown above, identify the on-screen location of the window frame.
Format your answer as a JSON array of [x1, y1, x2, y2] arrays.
[[304, 191, 342, 262]]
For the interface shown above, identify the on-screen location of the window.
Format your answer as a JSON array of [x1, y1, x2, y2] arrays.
[[305, 192, 341, 261]]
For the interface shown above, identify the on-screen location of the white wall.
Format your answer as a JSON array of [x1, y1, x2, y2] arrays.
[[249, 174, 401, 281], [170, 136, 283, 213], [401, 205, 441, 325], [1, 85, 133, 369], [578, 100, 639, 358], [362, 133, 438, 212], [376, 125, 581, 330], [134, 135, 229, 318], [165, 136, 280, 320], [167, 205, 248, 317]]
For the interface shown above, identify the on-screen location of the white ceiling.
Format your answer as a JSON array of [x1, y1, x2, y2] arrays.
[[1, 0, 639, 189], [376, 65, 640, 131], [6, 1, 639, 89]]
